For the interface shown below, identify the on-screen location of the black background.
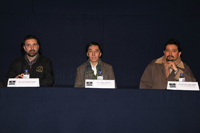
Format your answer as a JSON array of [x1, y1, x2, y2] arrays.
[[1, 0, 199, 88]]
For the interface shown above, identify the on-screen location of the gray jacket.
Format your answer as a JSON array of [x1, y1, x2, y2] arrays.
[[74, 61, 116, 88]]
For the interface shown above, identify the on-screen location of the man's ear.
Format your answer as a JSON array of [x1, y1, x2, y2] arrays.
[[178, 52, 182, 57], [99, 52, 102, 57]]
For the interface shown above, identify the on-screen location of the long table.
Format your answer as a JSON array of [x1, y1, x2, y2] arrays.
[[0, 87, 200, 133]]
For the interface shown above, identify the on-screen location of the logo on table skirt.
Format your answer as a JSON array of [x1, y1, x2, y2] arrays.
[[36, 66, 43, 72], [9, 80, 16, 85], [169, 83, 176, 88], [86, 82, 93, 86]]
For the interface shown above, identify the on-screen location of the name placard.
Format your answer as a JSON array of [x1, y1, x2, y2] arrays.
[[167, 81, 199, 91], [85, 79, 115, 89], [7, 78, 40, 87]]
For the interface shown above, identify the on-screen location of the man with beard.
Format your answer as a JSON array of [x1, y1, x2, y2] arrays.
[[3, 35, 54, 87], [74, 42, 116, 88], [139, 39, 196, 89]]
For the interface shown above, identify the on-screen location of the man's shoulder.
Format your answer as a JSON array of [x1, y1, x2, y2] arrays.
[[39, 55, 51, 60], [11, 56, 25, 64], [38, 55, 52, 63], [182, 61, 191, 69], [76, 60, 113, 70], [147, 59, 158, 66], [77, 62, 87, 70], [144, 59, 162, 70], [101, 61, 113, 68]]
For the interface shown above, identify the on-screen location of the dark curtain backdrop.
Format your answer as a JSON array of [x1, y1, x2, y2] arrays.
[[0, 0, 200, 87]]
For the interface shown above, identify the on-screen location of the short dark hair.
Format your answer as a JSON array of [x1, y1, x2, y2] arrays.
[[86, 41, 103, 55], [20, 35, 42, 56], [164, 39, 181, 52]]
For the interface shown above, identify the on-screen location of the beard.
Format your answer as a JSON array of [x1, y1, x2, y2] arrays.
[[27, 50, 38, 57], [166, 55, 174, 61]]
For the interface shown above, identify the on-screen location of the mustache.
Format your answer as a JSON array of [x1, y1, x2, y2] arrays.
[[167, 55, 174, 58], [29, 50, 35, 52], [166, 55, 174, 61]]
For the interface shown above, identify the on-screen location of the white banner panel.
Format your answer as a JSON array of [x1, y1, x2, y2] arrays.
[[85, 79, 115, 89], [7, 78, 40, 87], [167, 81, 199, 91]]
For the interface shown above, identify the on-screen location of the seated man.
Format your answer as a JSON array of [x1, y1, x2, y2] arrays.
[[3, 35, 54, 87], [140, 39, 196, 89], [74, 42, 116, 88]]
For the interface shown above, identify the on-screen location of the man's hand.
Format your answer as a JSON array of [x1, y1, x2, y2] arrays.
[[167, 61, 178, 71], [15, 73, 24, 78]]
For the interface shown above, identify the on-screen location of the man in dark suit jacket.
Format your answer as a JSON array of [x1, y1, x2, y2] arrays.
[[3, 35, 54, 87], [74, 42, 116, 88]]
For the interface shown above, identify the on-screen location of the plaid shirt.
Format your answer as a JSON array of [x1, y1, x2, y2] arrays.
[[25, 54, 39, 66]]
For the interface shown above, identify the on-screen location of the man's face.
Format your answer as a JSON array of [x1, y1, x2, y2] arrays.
[[23, 39, 39, 57], [164, 44, 181, 61], [87, 45, 102, 63]]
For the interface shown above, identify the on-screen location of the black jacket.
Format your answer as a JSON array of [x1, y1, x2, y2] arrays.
[[4, 55, 54, 87]]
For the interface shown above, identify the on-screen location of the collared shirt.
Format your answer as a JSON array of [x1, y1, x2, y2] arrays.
[[25, 54, 39, 66], [90, 62, 98, 75]]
